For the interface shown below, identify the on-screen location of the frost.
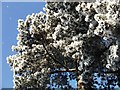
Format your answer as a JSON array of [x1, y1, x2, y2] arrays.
[[7, 1, 120, 89]]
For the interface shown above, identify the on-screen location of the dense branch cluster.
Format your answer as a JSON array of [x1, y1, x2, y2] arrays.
[[7, 0, 120, 89]]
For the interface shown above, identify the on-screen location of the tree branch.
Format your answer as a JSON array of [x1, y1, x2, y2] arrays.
[[93, 69, 120, 74], [103, 69, 120, 74], [89, 42, 113, 69], [37, 32, 69, 70], [48, 69, 76, 74]]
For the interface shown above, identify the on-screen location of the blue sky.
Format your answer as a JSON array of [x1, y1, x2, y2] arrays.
[[2, 2, 45, 88]]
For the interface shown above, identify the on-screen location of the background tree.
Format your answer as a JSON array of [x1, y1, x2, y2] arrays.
[[7, 0, 120, 90]]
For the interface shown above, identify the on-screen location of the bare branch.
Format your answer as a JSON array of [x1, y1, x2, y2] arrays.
[[103, 69, 120, 74], [48, 69, 76, 74]]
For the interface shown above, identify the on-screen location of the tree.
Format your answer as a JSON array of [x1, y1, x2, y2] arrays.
[[7, 0, 120, 90]]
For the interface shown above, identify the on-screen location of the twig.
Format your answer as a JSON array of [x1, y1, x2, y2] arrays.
[[48, 69, 76, 74]]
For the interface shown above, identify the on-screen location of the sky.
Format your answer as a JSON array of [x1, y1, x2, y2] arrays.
[[2, 2, 46, 88]]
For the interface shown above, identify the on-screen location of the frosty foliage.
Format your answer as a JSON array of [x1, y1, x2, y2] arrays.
[[7, 0, 120, 89]]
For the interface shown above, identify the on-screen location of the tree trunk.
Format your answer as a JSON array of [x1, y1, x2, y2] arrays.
[[77, 75, 85, 90], [78, 80, 85, 90], [77, 74, 93, 90]]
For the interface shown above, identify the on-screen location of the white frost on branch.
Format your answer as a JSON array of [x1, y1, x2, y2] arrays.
[[7, 0, 120, 89]]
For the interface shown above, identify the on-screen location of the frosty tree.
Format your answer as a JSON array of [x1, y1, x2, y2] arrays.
[[7, 0, 120, 90]]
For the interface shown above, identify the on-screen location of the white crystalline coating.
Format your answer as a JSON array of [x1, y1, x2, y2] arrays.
[[109, 45, 118, 56], [72, 35, 80, 41], [94, 14, 107, 21], [55, 24, 61, 31], [34, 72, 41, 76], [107, 44, 119, 70], [87, 3, 92, 9], [103, 37, 107, 40], [85, 15, 90, 22], [52, 32, 57, 40], [84, 62, 89, 66], [57, 40, 65, 47], [41, 69, 45, 73], [76, 4, 81, 12], [108, 0, 120, 3], [54, 12, 59, 17], [89, 23, 94, 29], [70, 41, 83, 47], [62, 26, 69, 30], [106, 64, 111, 69], [78, 63, 83, 71], [7, 1, 120, 89]]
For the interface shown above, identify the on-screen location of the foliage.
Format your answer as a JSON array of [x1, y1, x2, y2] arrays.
[[7, 0, 120, 89]]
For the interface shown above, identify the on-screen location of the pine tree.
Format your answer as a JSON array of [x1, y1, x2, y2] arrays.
[[7, 0, 120, 90]]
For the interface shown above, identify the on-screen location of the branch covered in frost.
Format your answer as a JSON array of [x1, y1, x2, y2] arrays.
[[7, 0, 120, 89]]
